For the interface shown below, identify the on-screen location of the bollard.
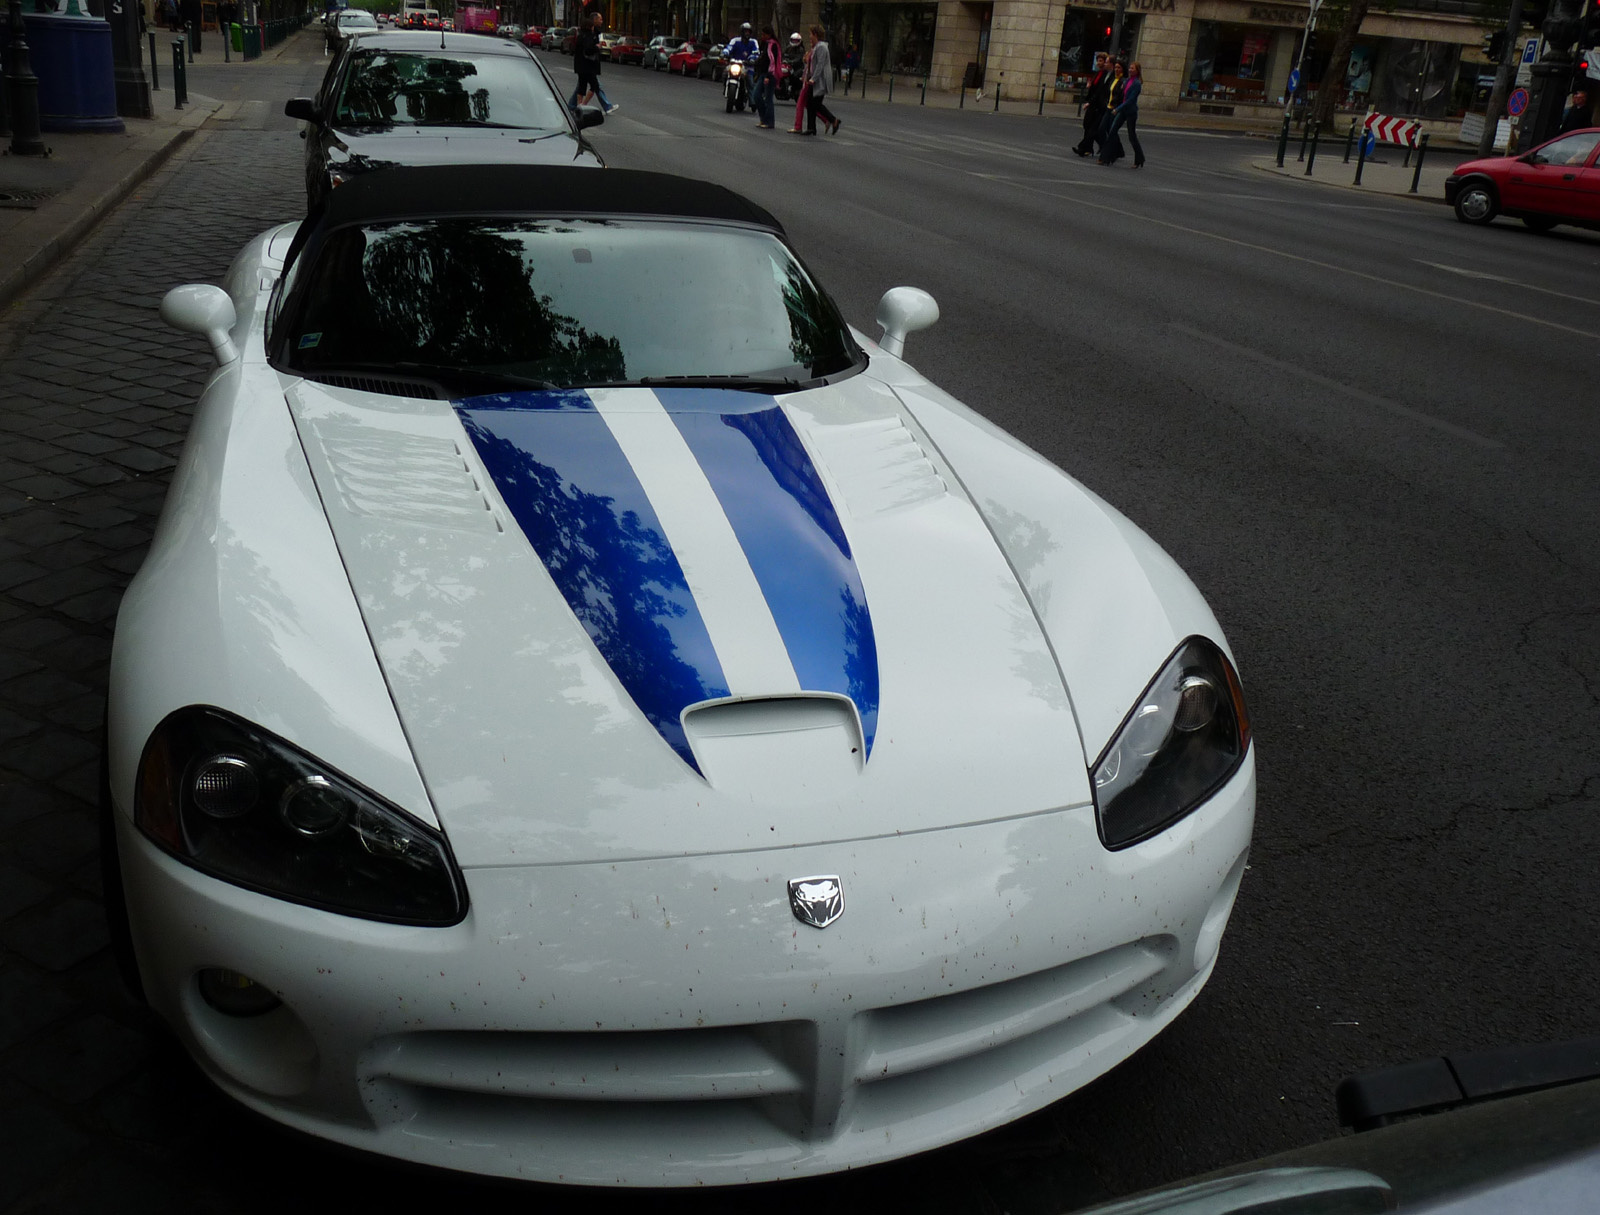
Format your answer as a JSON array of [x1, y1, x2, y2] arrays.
[[223, 25, 229, 61], [1343, 118, 1356, 163], [1304, 121, 1320, 175], [1038, 82, 1045, 115], [887, 74, 893, 103], [186, 31, 193, 64], [172, 39, 185, 108], [993, 81, 999, 111], [1297, 118, 1310, 161], [1353, 128, 1369, 185], [1275, 114, 1289, 167], [959, 83, 964, 108], [1409, 133, 1429, 194], [1402, 139, 1412, 169], [148, 30, 160, 89], [920, 74, 927, 104]]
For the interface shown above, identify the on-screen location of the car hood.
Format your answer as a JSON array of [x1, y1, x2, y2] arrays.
[[286, 375, 1094, 867], [331, 125, 602, 171], [1449, 153, 1515, 177]]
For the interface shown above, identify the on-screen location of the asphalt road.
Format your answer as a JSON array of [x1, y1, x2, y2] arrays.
[[6, 32, 1599, 1213]]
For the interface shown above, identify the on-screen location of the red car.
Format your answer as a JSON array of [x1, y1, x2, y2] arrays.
[[1446, 128, 1600, 233], [521, 25, 543, 46], [667, 43, 704, 75], [610, 35, 646, 65]]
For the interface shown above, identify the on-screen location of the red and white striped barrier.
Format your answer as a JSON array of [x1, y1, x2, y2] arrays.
[[1363, 113, 1422, 146]]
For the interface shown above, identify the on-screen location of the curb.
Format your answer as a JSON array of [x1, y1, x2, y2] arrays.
[[0, 108, 216, 314], [1249, 157, 1453, 205]]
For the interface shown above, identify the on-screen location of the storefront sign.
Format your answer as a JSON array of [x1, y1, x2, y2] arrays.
[[1071, 0, 1176, 12], [1247, 5, 1306, 22]]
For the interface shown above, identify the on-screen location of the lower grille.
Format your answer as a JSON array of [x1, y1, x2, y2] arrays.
[[361, 937, 1178, 1143]]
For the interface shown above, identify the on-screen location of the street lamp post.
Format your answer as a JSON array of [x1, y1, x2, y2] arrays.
[[1284, 0, 1321, 123], [5, 0, 49, 156], [1523, 0, 1584, 147]]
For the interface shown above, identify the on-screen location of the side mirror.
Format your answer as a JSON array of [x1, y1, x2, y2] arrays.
[[284, 97, 321, 123], [874, 287, 939, 359], [574, 103, 605, 129], [160, 284, 240, 365]]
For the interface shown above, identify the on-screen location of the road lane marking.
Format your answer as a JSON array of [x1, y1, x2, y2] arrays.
[[1169, 323, 1504, 451], [992, 177, 1600, 343], [1415, 260, 1600, 309]]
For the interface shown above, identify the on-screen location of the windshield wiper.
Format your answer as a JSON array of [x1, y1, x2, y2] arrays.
[[416, 119, 525, 129], [583, 375, 804, 394]]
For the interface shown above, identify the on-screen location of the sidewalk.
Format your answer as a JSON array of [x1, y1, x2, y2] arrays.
[[0, 24, 307, 314], [1250, 141, 1478, 203]]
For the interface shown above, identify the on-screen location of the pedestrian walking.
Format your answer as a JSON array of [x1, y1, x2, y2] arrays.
[[1098, 61, 1143, 168], [1073, 52, 1111, 158], [569, 13, 619, 115], [788, 32, 809, 131], [843, 42, 859, 89], [752, 24, 779, 129], [795, 25, 839, 136], [1095, 60, 1129, 165]]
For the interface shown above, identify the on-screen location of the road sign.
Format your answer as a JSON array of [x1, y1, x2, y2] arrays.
[[1507, 87, 1529, 117], [1363, 113, 1422, 145], [1288, 68, 1300, 93]]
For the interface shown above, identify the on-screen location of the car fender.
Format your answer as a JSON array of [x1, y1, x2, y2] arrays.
[[862, 344, 1233, 763], [109, 236, 437, 832]]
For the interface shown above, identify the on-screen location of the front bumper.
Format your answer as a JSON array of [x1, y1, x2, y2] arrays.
[[1444, 175, 1462, 204], [121, 758, 1254, 1186]]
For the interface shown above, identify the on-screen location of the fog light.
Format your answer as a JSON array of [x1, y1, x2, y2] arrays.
[[191, 755, 259, 818], [279, 776, 347, 837], [197, 968, 282, 1017]]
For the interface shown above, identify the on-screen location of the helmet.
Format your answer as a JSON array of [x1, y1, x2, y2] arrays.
[[740, 21, 750, 29], [789, 31, 801, 41]]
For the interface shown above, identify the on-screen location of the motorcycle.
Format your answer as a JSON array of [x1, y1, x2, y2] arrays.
[[723, 57, 750, 112]]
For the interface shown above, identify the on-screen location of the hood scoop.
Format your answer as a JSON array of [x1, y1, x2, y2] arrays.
[[683, 695, 864, 796]]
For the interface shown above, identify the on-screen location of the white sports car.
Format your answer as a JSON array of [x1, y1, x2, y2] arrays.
[[106, 166, 1255, 1187]]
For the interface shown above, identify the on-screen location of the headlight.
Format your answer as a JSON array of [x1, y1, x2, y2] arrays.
[[1092, 637, 1250, 850], [135, 706, 467, 925], [728, 62, 741, 75]]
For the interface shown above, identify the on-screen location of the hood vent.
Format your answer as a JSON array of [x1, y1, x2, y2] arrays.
[[812, 416, 947, 518], [311, 422, 502, 534], [310, 373, 440, 400]]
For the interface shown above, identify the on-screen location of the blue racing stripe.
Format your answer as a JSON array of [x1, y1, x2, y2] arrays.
[[656, 389, 879, 755], [454, 390, 729, 768]]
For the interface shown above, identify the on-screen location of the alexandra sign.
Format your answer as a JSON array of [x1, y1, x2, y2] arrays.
[[1077, 0, 1177, 11]]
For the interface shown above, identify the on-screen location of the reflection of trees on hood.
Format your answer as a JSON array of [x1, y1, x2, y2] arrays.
[[840, 585, 878, 745], [362, 220, 625, 383], [458, 412, 727, 763], [777, 260, 833, 374], [721, 407, 851, 557]]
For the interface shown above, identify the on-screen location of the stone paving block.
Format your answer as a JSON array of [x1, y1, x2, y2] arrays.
[[1, 670, 92, 709], [27, 539, 110, 573], [0, 1079, 91, 1210], [0, 898, 111, 971], [0, 861, 53, 921], [5, 807, 99, 874], [0, 704, 40, 744], [0, 783, 66, 832], [0, 559, 51, 591], [1, 731, 101, 783], [9, 1013, 153, 1104], [57, 587, 126, 626], [54, 760, 101, 809], [0, 650, 45, 681], [67, 465, 132, 490], [9, 475, 84, 502], [44, 692, 107, 735], [8, 566, 113, 608], [0, 963, 79, 1051], [53, 434, 124, 458], [37, 633, 111, 675], [71, 508, 137, 532]]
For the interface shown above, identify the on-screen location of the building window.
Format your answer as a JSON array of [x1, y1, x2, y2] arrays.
[[1185, 21, 1272, 102], [836, 3, 938, 76], [1293, 36, 1459, 115], [1057, 8, 1141, 91]]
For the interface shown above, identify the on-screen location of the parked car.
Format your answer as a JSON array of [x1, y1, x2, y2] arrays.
[[667, 42, 704, 74], [324, 6, 377, 49], [560, 26, 579, 53], [284, 32, 603, 211], [119, 162, 1254, 1190], [609, 33, 646, 64], [1446, 128, 1600, 233], [596, 31, 619, 58], [696, 45, 726, 80], [640, 34, 680, 69], [520, 25, 543, 46]]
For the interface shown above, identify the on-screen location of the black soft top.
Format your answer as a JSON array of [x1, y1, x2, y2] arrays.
[[316, 165, 783, 234], [348, 29, 533, 55]]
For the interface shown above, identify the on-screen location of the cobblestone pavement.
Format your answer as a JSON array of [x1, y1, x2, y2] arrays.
[[0, 34, 1112, 1215]]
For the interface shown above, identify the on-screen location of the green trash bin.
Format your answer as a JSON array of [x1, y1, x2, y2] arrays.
[[230, 21, 242, 51]]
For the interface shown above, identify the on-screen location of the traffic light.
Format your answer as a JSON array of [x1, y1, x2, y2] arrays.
[[1484, 29, 1507, 61]]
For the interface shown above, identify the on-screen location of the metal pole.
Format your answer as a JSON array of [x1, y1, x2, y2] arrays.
[[185, 29, 193, 62], [1353, 127, 1368, 184], [149, 28, 161, 88], [920, 73, 926, 104], [959, 82, 964, 108], [6, 0, 48, 155], [1275, 113, 1289, 166], [887, 73, 893, 102], [1304, 121, 1320, 174], [172, 37, 185, 106], [1343, 117, 1355, 162], [1402, 138, 1412, 169], [1297, 116, 1310, 160], [1409, 133, 1428, 193], [993, 73, 999, 111], [224, 22, 230, 60], [1038, 81, 1044, 114]]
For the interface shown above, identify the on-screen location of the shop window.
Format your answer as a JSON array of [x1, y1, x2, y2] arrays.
[[1057, 9, 1141, 91], [837, 2, 938, 76], [1291, 36, 1457, 115], [1185, 21, 1271, 102]]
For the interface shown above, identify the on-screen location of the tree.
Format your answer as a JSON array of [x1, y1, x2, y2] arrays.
[[1307, 0, 1371, 132]]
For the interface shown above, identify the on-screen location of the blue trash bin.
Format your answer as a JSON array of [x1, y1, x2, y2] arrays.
[[21, 13, 125, 133]]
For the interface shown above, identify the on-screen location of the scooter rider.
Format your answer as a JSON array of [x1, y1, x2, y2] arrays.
[[725, 21, 759, 62], [779, 30, 805, 99]]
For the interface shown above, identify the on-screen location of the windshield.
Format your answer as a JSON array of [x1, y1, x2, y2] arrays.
[[334, 50, 567, 129], [279, 217, 861, 390]]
